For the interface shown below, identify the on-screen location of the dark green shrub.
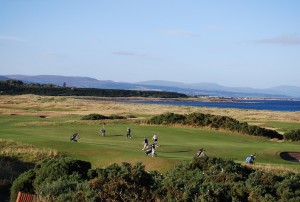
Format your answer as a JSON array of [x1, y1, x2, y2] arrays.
[[275, 173, 300, 201], [33, 157, 91, 188], [10, 170, 36, 202], [108, 114, 126, 119], [81, 113, 108, 120], [147, 112, 186, 125], [81, 113, 127, 120], [89, 162, 164, 201], [147, 112, 283, 140], [162, 157, 254, 201], [34, 174, 97, 202], [125, 114, 137, 118], [246, 170, 282, 201], [284, 129, 300, 141]]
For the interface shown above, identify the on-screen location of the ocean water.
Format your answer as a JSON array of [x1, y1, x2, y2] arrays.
[[129, 99, 300, 112]]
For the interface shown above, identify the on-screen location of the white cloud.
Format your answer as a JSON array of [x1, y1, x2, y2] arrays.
[[256, 34, 300, 45]]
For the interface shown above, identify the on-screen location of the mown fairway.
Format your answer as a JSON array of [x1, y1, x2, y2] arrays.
[[1, 112, 299, 173]]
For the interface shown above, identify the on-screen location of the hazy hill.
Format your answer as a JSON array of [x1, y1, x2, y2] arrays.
[[2, 75, 300, 98], [136, 80, 300, 98], [0, 75, 10, 81]]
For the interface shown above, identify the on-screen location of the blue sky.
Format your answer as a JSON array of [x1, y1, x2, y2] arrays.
[[0, 1, 299, 88]]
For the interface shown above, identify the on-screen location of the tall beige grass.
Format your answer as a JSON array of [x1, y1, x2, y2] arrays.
[[244, 163, 300, 174], [1, 95, 299, 123], [0, 139, 59, 162]]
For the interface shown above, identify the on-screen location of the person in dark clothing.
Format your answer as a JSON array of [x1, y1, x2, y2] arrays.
[[126, 128, 132, 138], [145, 144, 157, 157], [70, 133, 79, 142], [100, 129, 106, 136], [142, 138, 149, 150]]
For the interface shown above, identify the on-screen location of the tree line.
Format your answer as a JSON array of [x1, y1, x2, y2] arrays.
[[0, 80, 188, 98]]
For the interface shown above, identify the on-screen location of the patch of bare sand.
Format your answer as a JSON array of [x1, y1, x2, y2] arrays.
[[280, 152, 300, 162]]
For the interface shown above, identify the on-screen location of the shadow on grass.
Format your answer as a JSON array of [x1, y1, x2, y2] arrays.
[[160, 150, 192, 153], [0, 156, 35, 202]]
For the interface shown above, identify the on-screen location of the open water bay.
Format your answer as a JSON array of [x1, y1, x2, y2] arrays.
[[129, 99, 300, 112]]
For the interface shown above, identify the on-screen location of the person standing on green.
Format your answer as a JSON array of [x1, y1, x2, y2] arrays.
[[126, 128, 132, 138]]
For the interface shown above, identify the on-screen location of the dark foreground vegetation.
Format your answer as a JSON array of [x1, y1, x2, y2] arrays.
[[147, 112, 284, 140], [9, 156, 300, 202], [0, 80, 187, 98]]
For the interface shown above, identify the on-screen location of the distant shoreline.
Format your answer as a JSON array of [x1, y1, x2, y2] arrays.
[[76, 96, 300, 112]]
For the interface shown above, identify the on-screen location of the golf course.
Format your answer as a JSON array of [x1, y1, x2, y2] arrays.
[[1, 95, 299, 173]]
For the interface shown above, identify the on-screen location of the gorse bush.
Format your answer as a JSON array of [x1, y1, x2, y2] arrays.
[[10, 157, 91, 202], [10, 156, 300, 202], [89, 162, 164, 201], [10, 170, 35, 202], [81, 113, 109, 120], [284, 129, 300, 141], [148, 112, 283, 140], [81, 113, 126, 120]]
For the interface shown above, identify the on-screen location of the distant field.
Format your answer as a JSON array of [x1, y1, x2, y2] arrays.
[[0, 95, 299, 173]]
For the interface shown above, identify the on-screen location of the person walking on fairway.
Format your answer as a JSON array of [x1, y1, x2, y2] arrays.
[[70, 132, 80, 142], [142, 138, 148, 150], [100, 123, 106, 136], [195, 148, 205, 158], [151, 144, 156, 157], [126, 128, 132, 138], [100, 129, 106, 137], [152, 133, 159, 147]]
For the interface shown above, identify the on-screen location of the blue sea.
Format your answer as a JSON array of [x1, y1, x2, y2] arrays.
[[128, 99, 300, 112]]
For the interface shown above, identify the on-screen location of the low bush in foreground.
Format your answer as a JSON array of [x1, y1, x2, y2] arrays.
[[0, 139, 61, 201], [10, 156, 300, 202]]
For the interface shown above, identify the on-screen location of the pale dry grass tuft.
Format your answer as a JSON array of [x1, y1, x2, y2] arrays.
[[0, 139, 60, 161], [244, 163, 299, 174]]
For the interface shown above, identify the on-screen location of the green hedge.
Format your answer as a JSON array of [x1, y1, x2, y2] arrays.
[[81, 113, 126, 120], [147, 112, 283, 140]]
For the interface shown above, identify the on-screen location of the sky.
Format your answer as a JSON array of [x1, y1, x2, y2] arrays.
[[0, 0, 300, 88]]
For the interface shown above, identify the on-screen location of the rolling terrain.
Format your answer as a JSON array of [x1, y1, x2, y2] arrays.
[[0, 95, 299, 173]]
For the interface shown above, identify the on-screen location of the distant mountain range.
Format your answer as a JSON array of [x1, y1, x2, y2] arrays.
[[1, 75, 300, 98]]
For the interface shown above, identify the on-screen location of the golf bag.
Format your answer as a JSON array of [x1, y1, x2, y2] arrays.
[[245, 155, 255, 164], [70, 133, 79, 142], [145, 144, 157, 156], [145, 147, 152, 155]]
